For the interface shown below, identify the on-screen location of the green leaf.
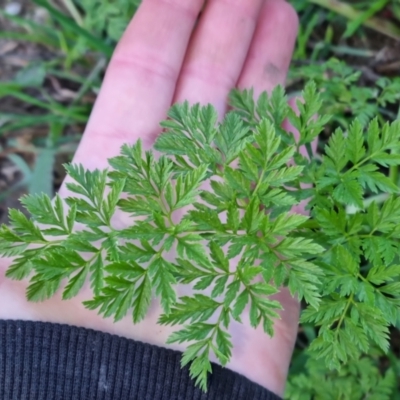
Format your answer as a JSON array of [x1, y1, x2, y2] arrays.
[[228, 88, 255, 123], [224, 280, 241, 307], [120, 242, 155, 263], [345, 119, 365, 164], [5, 256, 33, 280], [150, 156, 174, 192], [194, 275, 216, 291], [266, 165, 303, 186], [63, 234, 99, 253], [132, 274, 152, 323], [277, 237, 324, 257], [227, 202, 240, 233], [332, 177, 363, 208], [214, 327, 232, 366], [159, 295, 220, 326], [8, 209, 45, 242], [26, 276, 62, 302], [232, 289, 249, 321], [21, 193, 64, 230], [90, 254, 105, 296], [315, 207, 347, 238], [174, 165, 208, 209], [359, 167, 399, 194], [260, 85, 289, 127], [324, 127, 348, 171], [288, 260, 323, 309], [224, 166, 251, 196], [258, 118, 281, 155], [243, 197, 264, 234], [227, 239, 245, 259], [187, 349, 212, 392], [148, 257, 176, 314], [270, 213, 309, 236], [180, 341, 208, 369], [66, 204, 76, 233], [120, 222, 165, 244], [214, 111, 252, 163], [356, 303, 390, 352], [209, 241, 229, 272], [211, 275, 229, 298], [287, 81, 330, 148], [104, 178, 126, 222], [54, 193, 64, 225], [62, 266, 89, 300], [176, 235, 211, 267], [33, 249, 84, 280], [0, 227, 29, 257], [175, 258, 213, 284], [3, 82, 400, 394], [157, 102, 218, 158], [167, 322, 215, 344], [367, 264, 400, 286], [188, 209, 224, 231], [239, 151, 259, 181]]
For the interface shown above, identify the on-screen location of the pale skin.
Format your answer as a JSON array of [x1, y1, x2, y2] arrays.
[[0, 0, 304, 396]]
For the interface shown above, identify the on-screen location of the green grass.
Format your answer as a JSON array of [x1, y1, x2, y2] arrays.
[[1, 0, 399, 398], [1, 0, 139, 198]]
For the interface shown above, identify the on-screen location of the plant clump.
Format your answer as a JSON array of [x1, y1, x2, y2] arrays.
[[1, 82, 400, 392]]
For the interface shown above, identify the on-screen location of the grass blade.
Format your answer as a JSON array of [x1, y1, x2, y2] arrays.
[[33, 0, 114, 57]]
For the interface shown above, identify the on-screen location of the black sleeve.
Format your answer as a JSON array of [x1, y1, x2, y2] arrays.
[[0, 320, 282, 400]]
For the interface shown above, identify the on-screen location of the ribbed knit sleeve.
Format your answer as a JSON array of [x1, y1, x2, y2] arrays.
[[0, 320, 281, 400]]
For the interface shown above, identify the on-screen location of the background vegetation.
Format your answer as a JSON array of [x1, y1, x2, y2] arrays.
[[0, 0, 399, 398]]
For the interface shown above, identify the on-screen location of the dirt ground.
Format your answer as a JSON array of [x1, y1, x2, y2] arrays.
[[0, 0, 87, 223]]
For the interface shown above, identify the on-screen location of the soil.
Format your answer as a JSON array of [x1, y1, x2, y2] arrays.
[[0, 0, 88, 223]]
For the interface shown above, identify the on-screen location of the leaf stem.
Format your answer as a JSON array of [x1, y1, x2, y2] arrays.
[[345, 145, 396, 178], [389, 147, 399, 186], [334, 294, 354, 335], [305, 142, 314, 159], [61, 0, 84, 26]]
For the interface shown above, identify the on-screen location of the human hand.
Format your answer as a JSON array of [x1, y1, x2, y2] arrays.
[[0, 0, 301, 396]]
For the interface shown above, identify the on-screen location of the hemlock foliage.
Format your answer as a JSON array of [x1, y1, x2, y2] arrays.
[[286, 356, 396, 400], [1, 82, 399, 394]]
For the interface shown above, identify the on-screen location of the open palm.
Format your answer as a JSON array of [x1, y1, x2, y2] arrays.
[[0, 0, 302, 396]]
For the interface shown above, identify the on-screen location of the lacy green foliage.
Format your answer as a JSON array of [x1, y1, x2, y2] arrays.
[[289, 58, 400, 127], [1, 82, 400, 392], [286, 356, 397, 400], [75, 0, 141, 41]]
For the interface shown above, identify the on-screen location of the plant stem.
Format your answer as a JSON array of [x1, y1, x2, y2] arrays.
[[299, 220, 319, 230], [305, 142, 314, 160], [389, 151, 399, 187], [61, 0, 83, 26], [335, 293, 354, 335], [312, 43, 376, 58]]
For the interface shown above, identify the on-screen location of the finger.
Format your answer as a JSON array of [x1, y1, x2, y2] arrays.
[[173, 0, 264, 116], [72, 0, 204, 170], [229, 0, 299, 394], [237, 0, 298, 96]]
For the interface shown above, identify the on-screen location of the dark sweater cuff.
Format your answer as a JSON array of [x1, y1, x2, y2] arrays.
[[0, 320, 281, 400]]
